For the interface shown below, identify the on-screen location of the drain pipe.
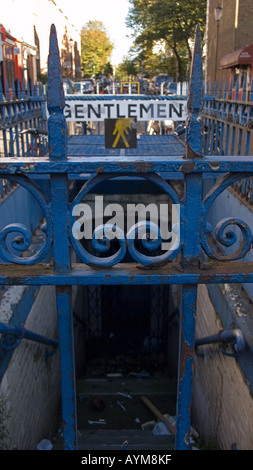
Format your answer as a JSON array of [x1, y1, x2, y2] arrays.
[[0, 321, 58, 360], [195, 329, 245, 357]]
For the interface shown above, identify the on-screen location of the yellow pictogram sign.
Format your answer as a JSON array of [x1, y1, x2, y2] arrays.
[[105, 118, 137, 149], [112, 118, 133, 148]]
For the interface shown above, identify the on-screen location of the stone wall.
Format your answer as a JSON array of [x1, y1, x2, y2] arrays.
[[0, 286, 61, 450], [192, 284, 253, 450]]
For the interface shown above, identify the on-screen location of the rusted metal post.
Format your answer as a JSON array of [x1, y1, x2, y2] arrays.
[[176, 285, 198, 449], [175, 25, 203, 450], [55, 285, 77, 450], [47, 24, 77, 450]]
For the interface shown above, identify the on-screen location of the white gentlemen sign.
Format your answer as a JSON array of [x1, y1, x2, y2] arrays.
[[64, 99, 187, 122]]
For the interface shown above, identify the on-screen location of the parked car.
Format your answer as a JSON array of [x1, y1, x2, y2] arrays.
[[85, 78, 96, 93], [139, 78, 150, 94], [75, 80, 95, 94], [164, 82, 178, 95], [114, 81, 121, 94], [153, 75, 173, 94], [74, 82, 82, 94], [63, 79, 77, 94]]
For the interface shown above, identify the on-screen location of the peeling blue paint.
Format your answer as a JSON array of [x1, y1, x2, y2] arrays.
[[0, 21, 252, 451]]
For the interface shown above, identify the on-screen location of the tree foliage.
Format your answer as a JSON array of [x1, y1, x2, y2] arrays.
[[126, 0, 206, 80], [80, 21, 114, 76], [117, 55, 138, 80]]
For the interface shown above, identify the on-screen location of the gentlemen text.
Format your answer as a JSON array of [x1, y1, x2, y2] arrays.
[[64, 99, 187, 122]]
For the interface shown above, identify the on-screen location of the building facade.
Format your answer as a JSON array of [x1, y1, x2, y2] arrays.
[[0, 0, 81, 82], [206, 0, 253, 86], [0, 25, 37, 98]]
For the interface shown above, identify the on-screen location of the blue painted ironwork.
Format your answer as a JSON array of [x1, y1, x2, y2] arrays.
[[0, 23, 252, 450], [0, 321, 58, 360], [185, 25, 203, 158], [0, 93, 48, 158], [69, 172, 181, 267], [203, 71, 253, 208], [0, 174, 52, 265], [0, 77, 48, 214], [195, 328, 245, 358]]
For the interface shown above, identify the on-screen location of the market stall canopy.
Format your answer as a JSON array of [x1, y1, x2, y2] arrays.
[[220, 44, 253, 69]]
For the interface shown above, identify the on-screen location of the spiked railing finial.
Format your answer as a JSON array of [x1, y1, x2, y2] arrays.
[[47, 24, 67, 159], [185, 24, 203, 158]]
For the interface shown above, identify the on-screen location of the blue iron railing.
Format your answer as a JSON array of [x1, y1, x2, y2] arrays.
[[203, 78, 253, 206], [0, 23, 252, 450], [0, 83, 48, 159], [0, 81, 48, 208], [0, 321, 58, 360], [203, 79, 253, 156]]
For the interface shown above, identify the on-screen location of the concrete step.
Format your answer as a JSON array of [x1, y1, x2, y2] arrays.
[[55, 429, 174, 450], [53, 375, 177, 450], [76, 376, 177, 432]]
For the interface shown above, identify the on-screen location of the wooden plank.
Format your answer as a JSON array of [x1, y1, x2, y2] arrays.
[[141, 395, 176, 434], [140, 395, 198, 439]]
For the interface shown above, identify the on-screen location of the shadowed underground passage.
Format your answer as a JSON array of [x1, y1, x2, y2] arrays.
[[53, 284, 180, 450]]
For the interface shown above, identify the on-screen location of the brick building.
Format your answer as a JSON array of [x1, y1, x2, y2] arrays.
[[206, 0, 253, 86], [0, 0, 81, 79], [0, 25, 37, 98]]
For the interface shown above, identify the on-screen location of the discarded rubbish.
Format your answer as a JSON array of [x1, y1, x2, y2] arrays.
[[121, 440, 129, 450], [165, 413, 199, 440], [88, 419, 107, 425], [36, 439, 53, 450], [141, 396, 175, 434], [117, 400, 126, 411], [152, 422, 171, 436], [163, 414, 177, 433], [189, 425, 199, 440], [135, 418, 140, 423], [107, 373, 122, 377], [129, 372, 150, 378], [141, 396, 199, 439], [91, 395, 105, 411], [141, 420, 156, 430], [117, 392, 132, 399]]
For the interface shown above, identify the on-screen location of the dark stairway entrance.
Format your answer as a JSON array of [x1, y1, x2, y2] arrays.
[[53, 284, 177, 450], [83, 284, 170, 375]]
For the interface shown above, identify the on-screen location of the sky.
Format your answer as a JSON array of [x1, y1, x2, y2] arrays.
[[1, 0, 135, 67], [56, 0, 135, 65]]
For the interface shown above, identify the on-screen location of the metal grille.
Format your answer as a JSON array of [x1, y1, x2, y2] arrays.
[[84, 285, 169, 373]]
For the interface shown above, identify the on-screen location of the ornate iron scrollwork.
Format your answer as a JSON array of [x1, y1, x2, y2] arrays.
[[69, 172, 181, 267], [0, 175, 52, 264], [200, 172, 253, 261]]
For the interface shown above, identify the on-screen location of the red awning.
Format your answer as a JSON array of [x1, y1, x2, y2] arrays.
[[220, 45, 253, 69]]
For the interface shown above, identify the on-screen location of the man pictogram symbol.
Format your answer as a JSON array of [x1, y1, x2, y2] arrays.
[[112, 118, 133, 148], [104, 118, 137, 149]]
